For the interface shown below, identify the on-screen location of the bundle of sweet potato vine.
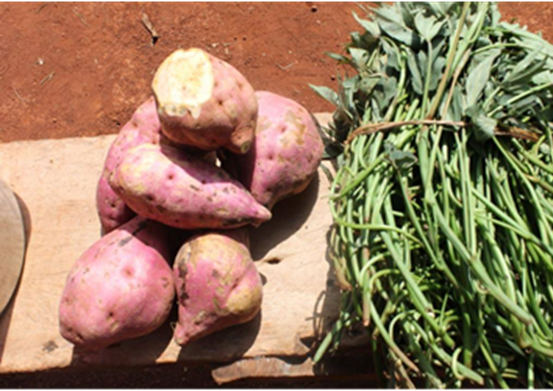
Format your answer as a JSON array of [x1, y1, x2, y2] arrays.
[[58, 49, 323, 351], [313, 2, 553, 388]]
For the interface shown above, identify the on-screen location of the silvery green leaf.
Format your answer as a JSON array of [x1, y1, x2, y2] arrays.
[[398, 2, 416, 28], [502, 46, 547, 88], [372, 77, 398, 115], [430, 2, 456, 17], [326, 52, 350, 63], [359, 77, 379, 95], [381, 38, 400, 72], [464, 102, 480, 119], [498, 93, 515, 107], [338, 76, 360, 120], [343, 75, 360, 90], [430, 22, 445, 41], [474, 36, 493, 51], [417, 50, 428, 80], [349, 47, 369, 70], [371, 99, 383, 122], [472, 114, 497, 142], [532, 70, 553, 85], [350, 32, 365, 48], [490, 3, 501, 26], [508, 95, 540, 116], [430, 36, 447, 64], [429, 56, 447, 92], [406, 48, 423, 95], [385, 142, 417, 171], [500, 21, 553, 56], [374, 6, 420, 47], [414, 12, 443, 42], [310, 85, 340, 106], [445, 85, 465, 121], [382, 76, 398, 105], [465, 49, 500, 108], [353, 11, 380, 37], [373, 4, 406, 26]]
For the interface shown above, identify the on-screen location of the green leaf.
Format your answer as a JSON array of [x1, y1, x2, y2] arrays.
[[370, 76, 397, 122], [430, 35, 447, 65], [501, 46, 546, 88], [326, 52, 350, 63], [358, 77, 379, 96], [414, 12, 443, 42], [508, 95, 540, 117], [406, 48, 423, 95], [490, 3, 501, 27], [384, 142, 417, 171], [498, 21, 553, 57], [373, 5, 420, 47], [349, 48, 369, 70], [474, 115, 497, 142], [532, 70, 553, 85], [430, 2, 458, 17], [382, 76, 398, 104], [352, 11, 380, 38], [444, 85, 465, 121], [398, 2, 416, 29], [417, 50, 428, 81], [430, 56, 447, 92], [381, 38, 400, 73], [372, 4, 406, 26], [465, 49, 500, 108], [340, 75, 361, 121], [310, 85, 339, 106]]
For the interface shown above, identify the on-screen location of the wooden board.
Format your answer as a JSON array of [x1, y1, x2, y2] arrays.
[[0, 114, 343, 374]]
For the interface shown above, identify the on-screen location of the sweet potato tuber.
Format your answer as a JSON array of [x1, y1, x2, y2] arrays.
[[59, 216, 174, 351], [152, 48, 257, 154], [108, 143, 272, 230], [172, 229, 262, 345], [96, 97, 162, 234], [225, 91, 324, 209]]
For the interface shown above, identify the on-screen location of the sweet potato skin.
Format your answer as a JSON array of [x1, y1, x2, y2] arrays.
[[172, 229, 262, 345], [152, 48, 257, 154], [96, 97, 162, 234], [227, 91, 324, 209], [59, 217, 174, 352], [109, 143, 272, 230]]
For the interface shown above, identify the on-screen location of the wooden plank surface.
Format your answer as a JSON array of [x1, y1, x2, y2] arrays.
[[0, 114, 341, 374]]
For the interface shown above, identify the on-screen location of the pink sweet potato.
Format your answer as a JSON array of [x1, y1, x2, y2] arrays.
[[59, 216, 174, 352], [108, 143, 272, 230], [96, 97, 162, 234], [172, 229, 262, 345], [226, 91, 324, 209], [152, 48, 258, 154]]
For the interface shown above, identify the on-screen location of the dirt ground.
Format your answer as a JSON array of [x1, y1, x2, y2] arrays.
[[1, 1, 553, 388], [1, 2, 552, 144]]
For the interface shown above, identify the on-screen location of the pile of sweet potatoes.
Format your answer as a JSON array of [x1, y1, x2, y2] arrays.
[[59, 48, 324, 351]]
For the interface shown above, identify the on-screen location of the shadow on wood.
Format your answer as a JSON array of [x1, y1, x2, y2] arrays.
[[68, 304, 178, 368], [14, 193, 31, 249], [297, 208, 374, 384], [176, 310, 262, 364], [249, 172, 320, 261], [0, 295, 15, 365]]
